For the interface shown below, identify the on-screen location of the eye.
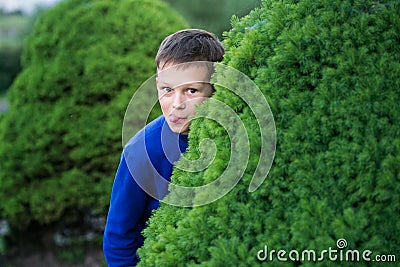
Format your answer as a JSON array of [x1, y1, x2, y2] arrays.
[[162, 87, 173, 93], [187, 88, 198, 94]]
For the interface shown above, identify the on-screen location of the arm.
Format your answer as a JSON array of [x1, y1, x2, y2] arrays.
[[103, 152, 147, 267]]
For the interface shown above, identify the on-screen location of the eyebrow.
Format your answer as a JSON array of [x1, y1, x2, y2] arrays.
[[158, 81, 210, 88], [157, 81, 172, 87]]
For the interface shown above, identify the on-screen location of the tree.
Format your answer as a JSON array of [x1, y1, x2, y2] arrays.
[[138, 0, 400, 266], [0, 0, 187, 235]]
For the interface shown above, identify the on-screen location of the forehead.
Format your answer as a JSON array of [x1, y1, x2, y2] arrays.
[[157, 62, 211, 86]]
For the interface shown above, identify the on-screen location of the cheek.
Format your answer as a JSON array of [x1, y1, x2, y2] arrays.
[[159, 98, 176, 116], [184, 98, 205, 115], [189, 97, 208, 106], [158, 98, 169, 111]]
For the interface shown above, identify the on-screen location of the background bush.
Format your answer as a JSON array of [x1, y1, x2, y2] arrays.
[[0, 0, 187, 237], [138, 0, 400, 266]]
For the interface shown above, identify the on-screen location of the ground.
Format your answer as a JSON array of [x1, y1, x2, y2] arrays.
[[0, 225, 106, 267], [2, 248, 105, 267]]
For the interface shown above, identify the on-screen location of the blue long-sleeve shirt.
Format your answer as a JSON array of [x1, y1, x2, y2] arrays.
[[103, 115, 188, 266]]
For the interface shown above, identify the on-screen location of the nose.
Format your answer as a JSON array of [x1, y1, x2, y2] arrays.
[[172, 91, 186, 109]]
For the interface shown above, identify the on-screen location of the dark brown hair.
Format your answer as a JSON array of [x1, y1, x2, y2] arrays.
[[155, 29, 225, 69]]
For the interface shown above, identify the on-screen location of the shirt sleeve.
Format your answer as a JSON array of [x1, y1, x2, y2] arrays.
[[103, 152, 147, 266]]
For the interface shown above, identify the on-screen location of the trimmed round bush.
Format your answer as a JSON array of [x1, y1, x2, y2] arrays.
[[138, 0, 400, 266], [0, 0, 187, 230]]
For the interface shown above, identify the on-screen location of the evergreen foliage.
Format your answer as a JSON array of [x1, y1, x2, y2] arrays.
[[138, 0, 400, 266], [0, 0, 187, 231]]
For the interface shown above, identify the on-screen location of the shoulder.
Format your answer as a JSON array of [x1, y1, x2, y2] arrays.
[[124, 115, 165, 157], [144, 115, 166, 140]]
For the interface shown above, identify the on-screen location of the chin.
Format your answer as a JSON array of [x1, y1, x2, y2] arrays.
[[166, 121, 189, 134], [175, 128, 189, 134], [172, 125, 189, 134]]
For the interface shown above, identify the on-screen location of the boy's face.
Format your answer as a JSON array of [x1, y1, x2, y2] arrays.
[[156, 62, 213, 134]]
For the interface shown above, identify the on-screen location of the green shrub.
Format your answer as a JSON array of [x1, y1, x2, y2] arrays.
[[0, 0, 187, 231], [138, 0, 400, 266]]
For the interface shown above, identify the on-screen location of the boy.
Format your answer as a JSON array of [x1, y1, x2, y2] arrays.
[[103, 29, 225, 266]]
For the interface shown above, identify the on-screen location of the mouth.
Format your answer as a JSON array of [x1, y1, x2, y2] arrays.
[[169, 114, 187, 124]]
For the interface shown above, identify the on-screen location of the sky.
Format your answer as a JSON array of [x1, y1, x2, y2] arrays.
[[0, 0, 61, 14]]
